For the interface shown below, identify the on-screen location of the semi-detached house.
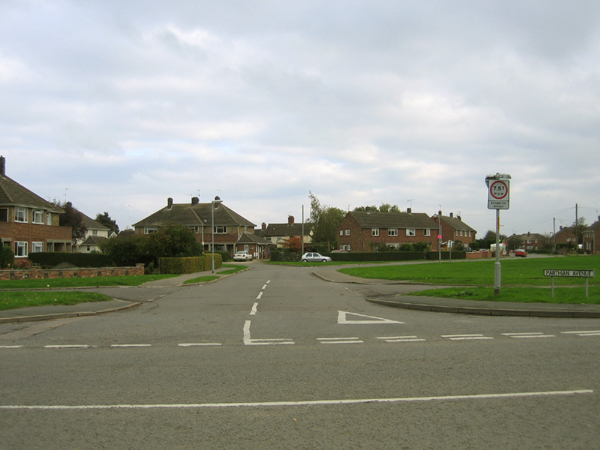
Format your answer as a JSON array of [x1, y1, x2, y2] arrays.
[[337, 209, 439, 252], [0, 156, 72, 258]]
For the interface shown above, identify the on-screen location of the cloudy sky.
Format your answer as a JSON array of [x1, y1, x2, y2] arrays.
[[1, 1, 599, 237]]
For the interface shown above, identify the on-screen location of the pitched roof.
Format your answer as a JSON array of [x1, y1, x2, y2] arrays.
[[440, 215, 476, 232], [237, 232, 270, 245], [263, 222, 313, 237], [81, 213, 110, 231], [80, 235, 108, 246], [133, 201, 255, 228], [347, 211, 438, 229], [0, 160, 63, 213]]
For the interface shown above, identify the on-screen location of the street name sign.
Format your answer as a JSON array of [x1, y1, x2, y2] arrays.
[[543, 269, 595, 278]]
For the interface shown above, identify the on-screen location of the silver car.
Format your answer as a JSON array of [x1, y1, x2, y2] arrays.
[[234, 251, 253, 261], [301, 252, 332, 262]]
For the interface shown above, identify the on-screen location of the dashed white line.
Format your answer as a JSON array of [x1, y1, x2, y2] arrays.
[[250, 302, 259, 315], [178, 343, 222, 347], [44, 345, 92, 349], [0, 345, 23, 349], [1, 390, 592, 410], [442, 334, 493, 341], [317, 337, 363, 345], [377, 336, 425, 343], [502, 332, 555, 339], [561, 330, 600, 337]]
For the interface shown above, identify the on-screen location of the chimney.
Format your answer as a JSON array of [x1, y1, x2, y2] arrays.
[[457, 215, 461, 221], [0, 156, 5, 176], [366, 207, 370, 213], [407, 208, 412, 214], [288, 216, 294, 225], [191, 197, 199, 205], [438, 210, 442, 216], [262, 222, 267, 230], [449, 212, 453, 218], [167, 197, 173, 208]]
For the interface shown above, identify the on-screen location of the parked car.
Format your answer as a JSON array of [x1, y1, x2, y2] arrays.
[[301, 252, 332, 262], [514, 249, 527, 257], [234, 251, 253, 261], [330, 249, 347, 253]]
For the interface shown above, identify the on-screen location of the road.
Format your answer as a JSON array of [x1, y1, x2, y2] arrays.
[[1, 263, 599, 449]]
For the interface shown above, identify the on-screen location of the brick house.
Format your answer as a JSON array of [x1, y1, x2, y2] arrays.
[[0, 156, 72, 257], [516, 232, 547, 251], [430, 212, 477, 249], [554, 226, 578, 248], [132, 197, 265, 258], [337, 209, 439, 252], [260, 216, 313, 248], [583, 216, 600, 254]]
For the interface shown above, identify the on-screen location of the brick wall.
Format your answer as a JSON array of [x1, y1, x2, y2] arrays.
[[0, 264, 144, 281]]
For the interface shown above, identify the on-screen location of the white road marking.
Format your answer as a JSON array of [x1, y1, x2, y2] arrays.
[[377, 336, 425, 343], [256, 292, 263, 300], [442, 334, 493, 341], [1, 390, 592, 410], [110, 344, 152, 348], [562, 330, 600, 337], [44, 345, 92, 349], [266, 280, 270, 284], [338, 311, 403, 325], [317, 337, 363, 344], [250, 302, 258, 315], [502, 332, 555, 339], [262, 284, 268, 290], [0, 345, 23, 348], [178, 343, 222, 347], [243, 320, 294, 346]]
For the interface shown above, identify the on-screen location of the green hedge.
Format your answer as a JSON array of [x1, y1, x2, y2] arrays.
[[0, 246, 14, 269], [159, 254, 222, 274], [325, 251, 427, 262], [270, 249, 301, 262], [28, 252, 113, 268]]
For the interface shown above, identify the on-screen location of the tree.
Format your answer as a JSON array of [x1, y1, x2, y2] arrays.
[[282, 236, 303, 253], [571, 217, 587, 246], [484, 230, 497, 240], [309, 192, 345, 251], [95, 212, 120, 234], [506, 235, 523, 250], [100, 233, 147, 266], [146, 224, 203, 258], [354, 204, 401, 213], [54, 201, 87, 243]]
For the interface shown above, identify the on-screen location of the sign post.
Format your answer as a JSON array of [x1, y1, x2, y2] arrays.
[[485, 173, 511, 295], [543, 270, 595, 298]]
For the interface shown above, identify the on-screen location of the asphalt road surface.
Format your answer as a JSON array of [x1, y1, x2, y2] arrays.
[[1, 263, 598, 449]]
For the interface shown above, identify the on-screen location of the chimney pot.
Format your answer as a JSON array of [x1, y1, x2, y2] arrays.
[[407, 208, 412, 214], [0, 156, 5, 176], [449, 212, 453, 218], [438, 210, 442, 216], [288, 216, 294, 225], [262, 222, 267, 230], [191, 197, 199, 205], [167, 197, 173, 208]]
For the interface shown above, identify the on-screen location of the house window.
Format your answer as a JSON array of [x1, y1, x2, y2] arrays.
[[0, 209, 8, 222], [372, 228, 379, 236], [424, 229, 431, 236], [33, 210, 44, 224], [15, 241, 28, 257], [93, 230, 98, 235], [406, 229, 416, 237], [389, 228, 398, 236], [345, 229, 350, 236], [32, 242, 44, 253], [339, 230, 343, 236], [144, 227, 158, 234], [15, 207, 28, 223], [46, 212, 52, 225], [214, 226, 227, 234]]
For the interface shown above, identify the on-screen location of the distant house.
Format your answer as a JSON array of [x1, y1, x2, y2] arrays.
[[583, 216, 600, 254], [554, 226, 578, 248], [337, 209, 439, 252], [74, 213, 113, 253], [132, 197, 268, 258], [430, 212, 477, 249], [0, 156, 72, 257], [516, 232, 547, 251], [260, 216, 313, 248]]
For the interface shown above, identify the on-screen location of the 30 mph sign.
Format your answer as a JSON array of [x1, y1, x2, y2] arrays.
[[488, 179, 510, 209]]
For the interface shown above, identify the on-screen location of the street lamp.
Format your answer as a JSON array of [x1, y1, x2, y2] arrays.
[[211, 196, 222, 273]]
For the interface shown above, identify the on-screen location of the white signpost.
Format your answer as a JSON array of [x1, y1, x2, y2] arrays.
[[485, 173, 511, 295]]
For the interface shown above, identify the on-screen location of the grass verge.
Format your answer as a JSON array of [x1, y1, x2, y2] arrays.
[[411, 286, 600, 304], [0, 291, 113, 311], [183, 264, 248, 284], [0, 274, 178, 289]]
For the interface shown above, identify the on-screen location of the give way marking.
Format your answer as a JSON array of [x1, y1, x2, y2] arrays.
[[338, 311, 404, 325]]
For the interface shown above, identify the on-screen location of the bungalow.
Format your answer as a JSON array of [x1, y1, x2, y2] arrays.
[[0, 156, 72, 257], [132, 197, 266, 258], [337, 209, 439, 252]]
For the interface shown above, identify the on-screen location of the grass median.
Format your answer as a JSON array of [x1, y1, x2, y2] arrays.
[[0, 291, 113, 311], [0, 274, 178, 290], [339, 256, 600, 304]]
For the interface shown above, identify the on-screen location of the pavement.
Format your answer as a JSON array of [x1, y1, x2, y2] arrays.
[[1, 264, 599, 324]]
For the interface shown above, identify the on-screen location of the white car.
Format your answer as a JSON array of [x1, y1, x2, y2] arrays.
[[234, 251, 253, 261], [301, 252, 332, 262]]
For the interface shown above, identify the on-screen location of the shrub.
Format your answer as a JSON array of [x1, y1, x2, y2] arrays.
[[0, 246, 14, 269], [270, 248, 301, 262], [29, 252, 113, 268], [160, 254, 222, 274]]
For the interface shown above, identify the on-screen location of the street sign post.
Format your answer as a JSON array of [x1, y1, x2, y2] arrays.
[[485, 173, 512, 295], [544, 269, 595, 298]]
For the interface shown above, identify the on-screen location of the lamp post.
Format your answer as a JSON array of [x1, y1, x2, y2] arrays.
[[211, 196, 222, 273]]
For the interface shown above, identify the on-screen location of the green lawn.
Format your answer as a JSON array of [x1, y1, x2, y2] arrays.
[[0, 291, 113, 311], [183, 264, 248, 284], [0, 274, 178, 289], [339, 256, 600, 286]]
